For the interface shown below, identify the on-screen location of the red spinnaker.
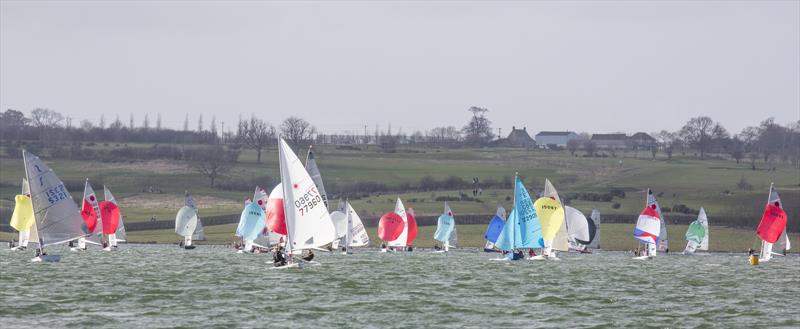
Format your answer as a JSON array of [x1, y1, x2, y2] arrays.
[[378, 212, 404, 241], [406, 210, 418, 245], [757, 204, 787, 243], [265, 184, 287, 235], [81, 199, 97, 233], [99, 200, 120, 234]]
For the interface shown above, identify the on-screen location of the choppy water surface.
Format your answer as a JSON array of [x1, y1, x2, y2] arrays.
[[1, 245, 798, 328]]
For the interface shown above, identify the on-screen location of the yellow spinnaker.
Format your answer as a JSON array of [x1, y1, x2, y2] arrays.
[[9, 194, 35, 232], [534, 197, 564, 241]]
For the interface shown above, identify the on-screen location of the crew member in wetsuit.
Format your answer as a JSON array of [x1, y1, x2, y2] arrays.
[[512, 250, 524, 260], [302, 250, 315, 262], [273, 246, 287, 267]]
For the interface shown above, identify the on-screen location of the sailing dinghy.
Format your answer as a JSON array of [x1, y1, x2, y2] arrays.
[[387, 198, 410, 252], [341, 200, 369, 254], [683, 208, 709, 255], [104, 186, 126, 249], [433, 202, 457, 253], [494, 175, 544, 261], [756, 183, 789, 262], [23, 150, 88, 262], [565, 206, 596, 253], [175, 193, 203, 249], [273, 139, 336, 268], [533, 179, 567, 260], [9, 177, 38, 251], [633, 189, 662, 260], [483, 205, 507, 253], [378, 212, 404, 252]]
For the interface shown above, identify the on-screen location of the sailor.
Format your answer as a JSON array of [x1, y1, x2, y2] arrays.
[[302, 250, 315, 262], [512, 250, 524, 260], [528, 248, 537, 257], [407, 245, 413, 252], [273, 246, 287, 267]]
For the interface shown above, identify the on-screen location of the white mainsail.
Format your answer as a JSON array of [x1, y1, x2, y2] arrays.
[[543, 179, 569, 252], [344, 201, 369, 248], [587, 209, 600, 249], [278, 139, 336, 254], [305, 146, 329, 209], [23, 150, 87, 247], [387, 198, 409, 248]]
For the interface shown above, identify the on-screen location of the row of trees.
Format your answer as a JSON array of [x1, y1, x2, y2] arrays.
[[2, 108, 798, 166], [0, 109, 318, 163]]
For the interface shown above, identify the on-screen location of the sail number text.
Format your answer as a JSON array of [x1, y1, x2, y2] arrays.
[[294, 188, 322, 216]]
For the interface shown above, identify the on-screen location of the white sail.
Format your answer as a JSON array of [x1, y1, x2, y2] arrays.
[[587, 209, 600, 249], [23, 150, 87, 247], [278, 139, 336, 253], [543, 179, 569, 252], [192, 218, 205, 240], [329, 210, 348, 240], [344, 201, 369, 248], [175, 206, 198, 238], [565, 206, 590, 246], [387, 198, 409, 248], [305, 146, 329, 209], [253, 186, 268, 210]]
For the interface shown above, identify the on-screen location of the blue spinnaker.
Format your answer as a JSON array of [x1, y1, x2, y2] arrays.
[[434, 214, 455, 242], [239, 203, 266, 241], [484, 215, 505, 244]]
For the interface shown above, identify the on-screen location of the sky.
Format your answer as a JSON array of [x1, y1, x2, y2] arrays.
[[1, 0, 798, 136]]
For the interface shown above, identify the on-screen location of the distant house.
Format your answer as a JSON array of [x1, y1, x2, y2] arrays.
[[501, 126, 536, 148], [535, 131, 579, 148], [591, 133, 628, 149], [629, 132, 657, 150]]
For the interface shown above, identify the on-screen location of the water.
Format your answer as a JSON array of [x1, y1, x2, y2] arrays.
[[2, 245, 799, 328]]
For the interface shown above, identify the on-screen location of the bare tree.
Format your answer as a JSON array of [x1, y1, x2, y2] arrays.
[[583, 140, 597, 156], [462, 106, 494, 146], [143, 114, 150, 130], [188, 146, 239, 187], [197, 114, 203, 132], [183, 113, 189, 131], [239, 116, 275, 163], [280, 116, 317, 150], [156, 113, 162, 131], [657, 130, 678, 159], [99, 114, 106, 129], [566, 139, 580, 156], [30, 108, 64, 143], [129, 113, 135, 130], [210, 115, 217, 137], [679, 116, 716, 159]]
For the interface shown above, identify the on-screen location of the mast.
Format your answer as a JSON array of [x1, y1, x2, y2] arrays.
[[22, 150, 44, 253], [512, 172, 518, 249], [345, 199, 352, 253], [279, 140, 294, 259]]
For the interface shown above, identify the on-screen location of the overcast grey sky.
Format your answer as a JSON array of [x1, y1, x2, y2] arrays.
[[1, 0, 798, 136]]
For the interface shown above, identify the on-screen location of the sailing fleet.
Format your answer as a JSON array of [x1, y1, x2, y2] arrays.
[[5, 144, 795, 266]]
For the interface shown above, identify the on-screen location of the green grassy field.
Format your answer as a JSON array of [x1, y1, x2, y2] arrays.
[[1, 144, 797, 218], [1, 144, 798, 251]]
